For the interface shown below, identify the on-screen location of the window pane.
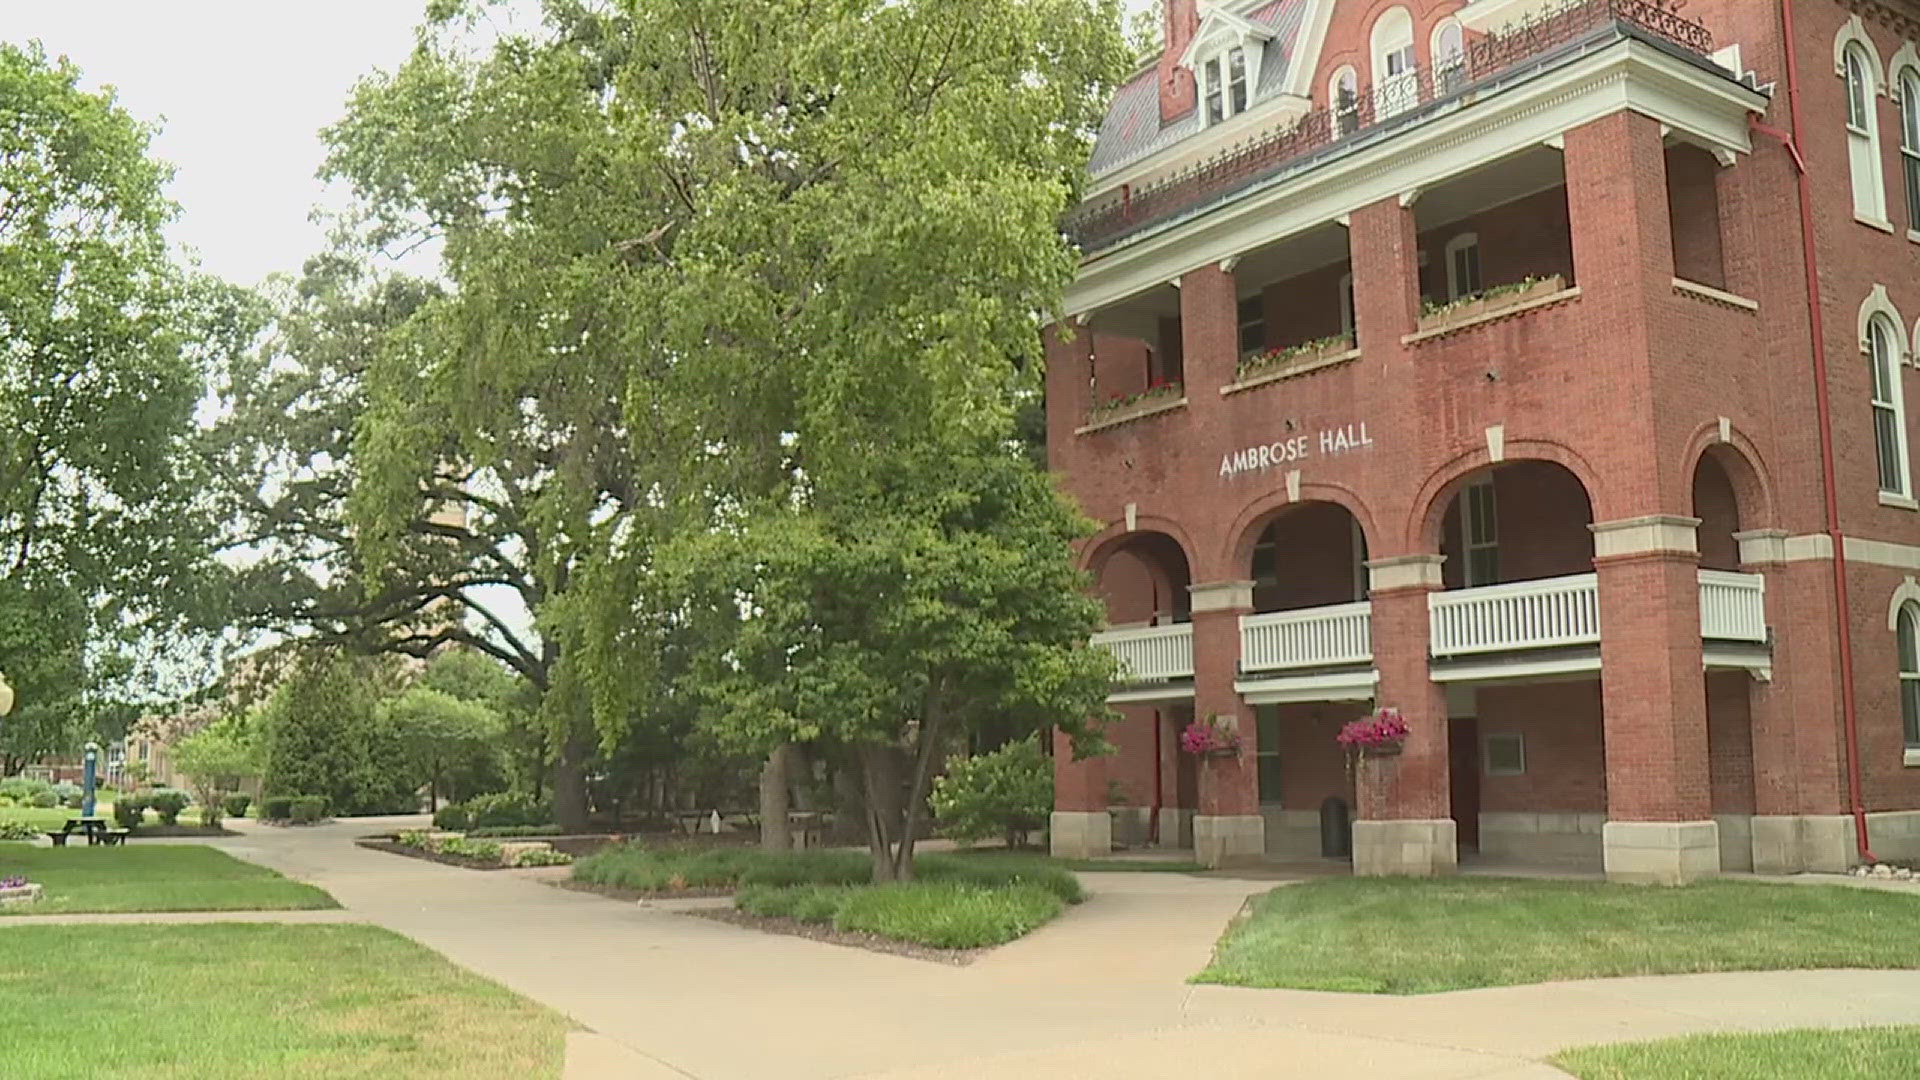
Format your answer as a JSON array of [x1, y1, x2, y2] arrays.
[[1850, 51, 1869, 128], [1906, 77, 1920, 147], [1469, 546, 1499, 586], [1228, 49, 1248, 114], [1872, 323, 1896, 399], [1257, 754, 1284, 804], [1904, 677, 1920, 746], [1255, 705, 1281, 749], [1907, 156, 1920, 227], [1901, 609, 1918, 671], [1877, 406, 1904, 492]]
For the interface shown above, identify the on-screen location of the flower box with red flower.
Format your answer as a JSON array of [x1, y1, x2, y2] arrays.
[[1336, 708, 1410, 758], [1180, 715, 1242, 759]]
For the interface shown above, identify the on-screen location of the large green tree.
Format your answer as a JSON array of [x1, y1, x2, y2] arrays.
[[0, 43, 257, 757], [322, 0, 1128, 844]]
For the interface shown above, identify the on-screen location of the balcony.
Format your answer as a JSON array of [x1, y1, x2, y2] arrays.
[[1430, 573, 1601, 658], [1066, 0, 1714, 254], [1698, 570, 1766, 644], [1240, 603, 1373, 673], [1092, 623, 1193, 702]]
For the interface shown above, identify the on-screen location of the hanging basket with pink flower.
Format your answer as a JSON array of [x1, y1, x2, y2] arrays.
[[1179, 715, 1242, 759], [1336, 707, 1410, 758]]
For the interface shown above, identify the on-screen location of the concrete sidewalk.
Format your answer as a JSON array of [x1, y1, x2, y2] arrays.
[[39, 817, 1920, 1079]]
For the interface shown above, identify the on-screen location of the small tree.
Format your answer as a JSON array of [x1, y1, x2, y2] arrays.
[[169, 721, 259, 814], [381, 685, 501, 812], [931, 737, 1052, 850]]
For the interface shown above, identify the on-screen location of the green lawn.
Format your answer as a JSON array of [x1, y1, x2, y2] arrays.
[[0, 843, 336, 915], [1195, 878, 1920, 994], [948, 847, 1207, 873], [0, 924, 568, 1079], [1554, 1026, 1920, 1079]]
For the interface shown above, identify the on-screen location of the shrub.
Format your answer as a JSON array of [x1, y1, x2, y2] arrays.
[[918, 853, 1084, 904], [502, 847, 572, 868], [146, 789, 190, 826], [0, 794, 12, 806], [50, 782, 81, 803], [930, 736, 1052, 849], [735, 883, 857, 922], [834, 882, 1064, 948], [112, 795, 147, 829], [432, 803, 471, 831], [288, 795, 328, 824], [571, 845, 764, 892], [734, 850, 870, 888], [260, 795, 294, 821], [0, 820, 39, 841], [28, 790, 58, 809], [0, 777, 50, 802], [466, 824, 562, 838], [460, 791, 549, 829], [223, 793, 252, 819], [61, 793, 83, 810]]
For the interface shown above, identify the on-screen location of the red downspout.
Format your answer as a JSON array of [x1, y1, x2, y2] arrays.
[[1753, 0, 1877, 863]]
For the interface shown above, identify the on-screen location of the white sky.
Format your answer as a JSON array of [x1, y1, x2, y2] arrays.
[[6, 1, 1159, 287], [2, 1, 428, 287]]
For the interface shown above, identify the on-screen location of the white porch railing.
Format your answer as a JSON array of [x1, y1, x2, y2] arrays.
[[1240, 602, 1373, 673], [1699, 570, 1767, 643], [1429, 573, 1600, 656], [1091, 623, 1194, 682]]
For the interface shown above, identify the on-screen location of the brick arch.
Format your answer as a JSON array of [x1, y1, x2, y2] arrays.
[[1218, 482, 1380, 579], [1406, 439, 1604, 554], [1080, 517, 1199, 579], [1679, 423, 1776, 534]]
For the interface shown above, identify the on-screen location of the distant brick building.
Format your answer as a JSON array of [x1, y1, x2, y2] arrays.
[[1048, 0, 1920, 882]]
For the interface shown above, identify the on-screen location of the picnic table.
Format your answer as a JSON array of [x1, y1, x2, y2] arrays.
[[45, 817, 129, 847]]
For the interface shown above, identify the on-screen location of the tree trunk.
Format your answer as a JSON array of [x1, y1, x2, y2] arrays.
[[552, 728, 592, 833], [829, 763, 866, 845], [759, 742, 793, 851], [857, 744, 902, 882]]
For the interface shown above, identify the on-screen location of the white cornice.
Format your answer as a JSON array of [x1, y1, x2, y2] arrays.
[[1067, 39, 1765, 318]]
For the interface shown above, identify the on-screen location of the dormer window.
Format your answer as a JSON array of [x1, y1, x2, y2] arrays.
[[1180, 9, 1275, 129], [1204, 46, 1249, 125]]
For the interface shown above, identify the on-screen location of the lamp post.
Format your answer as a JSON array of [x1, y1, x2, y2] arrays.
[[82, 742, 99, 818]]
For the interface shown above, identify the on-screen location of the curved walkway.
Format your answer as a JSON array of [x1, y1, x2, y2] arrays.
[[16, 817, 1920, 1079]]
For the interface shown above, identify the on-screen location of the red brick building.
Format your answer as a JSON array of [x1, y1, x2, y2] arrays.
[[1046, 0, 1920, 883]]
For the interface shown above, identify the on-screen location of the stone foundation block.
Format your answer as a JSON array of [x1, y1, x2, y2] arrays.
[[1156, 808, 1195, 849], [1603, 820, 1720, 885], [1353, 819, 1457, 876], [1193, 814, 1264, 868], [1750, 815, 1855, 874], [1049, 811, 1111, 860], [1714, 814, 1753, 873]]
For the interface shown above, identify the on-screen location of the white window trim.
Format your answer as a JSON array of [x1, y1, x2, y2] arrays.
[[1899, 601, 1920, 758], [1445, 232, 1482, 302], [1840, 26, 1891, 226], [1897, 54, 1920, 234], [1866, 308, 1912, 500], [1483, 732, 1525, 777], [1431, 18, 1466, 89], [1371, 7, 1419, 120]]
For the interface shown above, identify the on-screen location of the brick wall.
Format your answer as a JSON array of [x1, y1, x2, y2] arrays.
[[1476, 680, 1607, 814]]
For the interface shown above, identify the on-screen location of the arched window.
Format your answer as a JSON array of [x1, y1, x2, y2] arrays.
[[1899, 601, 1920, 750], [1371, 8, 1417, 120], [1900, 66, 1920, 228], [1331, 66, 1360, 136], [1433, 19, 1466, 96], [1845, 40, 1889, 223], [1869, 313, 1911, 498]]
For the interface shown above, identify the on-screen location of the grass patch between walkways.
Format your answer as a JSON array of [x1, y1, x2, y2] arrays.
[[573, 846, 1082, 948], [0, 923, 567, 1079], [0, 843, 336, 915], [1195, 877, 1920, 994], [1553, 1025, 1920, 1079]]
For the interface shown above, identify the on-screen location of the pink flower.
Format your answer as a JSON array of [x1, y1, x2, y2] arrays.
[[1336, 708, 1410, 749]]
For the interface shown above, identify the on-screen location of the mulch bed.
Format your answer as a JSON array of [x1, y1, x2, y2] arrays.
[[684, 907, 983, 967], [356, 838, 514, 871]]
